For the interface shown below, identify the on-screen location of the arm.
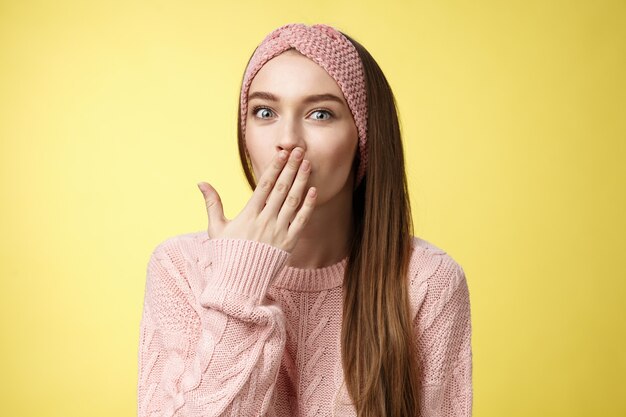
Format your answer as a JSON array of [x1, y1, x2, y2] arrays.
[[137, 237, 290, 417], [415, 255, 473, 417]]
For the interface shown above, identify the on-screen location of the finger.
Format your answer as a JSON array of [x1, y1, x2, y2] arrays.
[[276, 158, 311, 229], [286, 187, 317, 241], [246, 149, 289, 213], [197, 182, 226, 236], [263, 147, 304, 217]]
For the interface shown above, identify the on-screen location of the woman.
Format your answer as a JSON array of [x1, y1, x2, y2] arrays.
[[137, 23, 473, 417]]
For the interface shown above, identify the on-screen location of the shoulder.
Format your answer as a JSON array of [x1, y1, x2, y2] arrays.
[[407, 235, 466, 289], [146, 230, 210, 300], [150, 229, 208, 257], [406, 236, 468, 321]]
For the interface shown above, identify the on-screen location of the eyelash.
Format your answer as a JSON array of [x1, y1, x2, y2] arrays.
[[250, 105, 334, 121]]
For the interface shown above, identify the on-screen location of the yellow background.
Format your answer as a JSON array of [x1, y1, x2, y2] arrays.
[[1, 0, 624, 415]]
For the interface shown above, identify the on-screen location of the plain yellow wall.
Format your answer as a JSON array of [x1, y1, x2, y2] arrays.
[[1, 0, 624, 415]]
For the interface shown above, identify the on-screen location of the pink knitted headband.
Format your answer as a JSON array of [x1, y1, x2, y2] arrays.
[[240, 23, 368, 187]]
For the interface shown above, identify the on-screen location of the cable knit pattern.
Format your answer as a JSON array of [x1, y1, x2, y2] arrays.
[[137, 231, 473, 416]]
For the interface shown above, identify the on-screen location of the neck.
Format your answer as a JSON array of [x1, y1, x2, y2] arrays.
[[286, 182, 354, 270]]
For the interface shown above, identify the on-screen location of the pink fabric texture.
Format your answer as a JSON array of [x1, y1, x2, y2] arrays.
[[240, 23, 368, 188], [137, 231, 473, 416]]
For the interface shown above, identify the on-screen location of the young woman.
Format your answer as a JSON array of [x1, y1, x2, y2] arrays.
[[137, 23, 473, 417]]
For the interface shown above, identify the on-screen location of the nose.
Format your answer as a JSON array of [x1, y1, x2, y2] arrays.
[[275, 118, 306, 155]]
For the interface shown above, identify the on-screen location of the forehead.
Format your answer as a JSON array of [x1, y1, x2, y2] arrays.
[[249, 50, 345, 99]]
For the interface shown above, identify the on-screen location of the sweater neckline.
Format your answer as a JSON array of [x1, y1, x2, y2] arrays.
[[271, 255, 349, 292]]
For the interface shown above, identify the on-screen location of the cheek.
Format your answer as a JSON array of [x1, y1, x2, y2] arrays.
[[245, 125, 277, 173], [317, 136, 357, 174], [245, 139, 268, 178]]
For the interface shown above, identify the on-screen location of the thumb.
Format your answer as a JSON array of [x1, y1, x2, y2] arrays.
[[197, 182, 226, 235]]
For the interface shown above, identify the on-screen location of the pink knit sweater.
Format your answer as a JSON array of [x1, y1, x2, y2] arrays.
[[137, 231, 473, 416]]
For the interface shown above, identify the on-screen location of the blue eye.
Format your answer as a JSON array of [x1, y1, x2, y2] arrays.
[[311, 110, 333, 120], [252, 106, 274, 119]]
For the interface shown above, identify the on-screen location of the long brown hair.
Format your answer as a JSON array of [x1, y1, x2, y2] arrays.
[[236, 31, 419, 417]]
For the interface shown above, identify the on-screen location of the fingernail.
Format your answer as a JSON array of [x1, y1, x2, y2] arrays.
[[197, 182, 205, 193], [293, 148, 303, 159]]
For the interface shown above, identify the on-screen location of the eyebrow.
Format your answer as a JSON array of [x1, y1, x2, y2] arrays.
[[248, 91, 345, 106]]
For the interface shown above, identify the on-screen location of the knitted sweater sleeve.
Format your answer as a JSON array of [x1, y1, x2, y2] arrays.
[[137, 237, 290, 417], [415, 254, 473, 417]]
